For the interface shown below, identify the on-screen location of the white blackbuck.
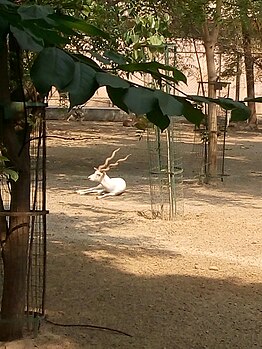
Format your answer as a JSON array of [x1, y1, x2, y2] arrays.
[[76, 148, 131, 199]]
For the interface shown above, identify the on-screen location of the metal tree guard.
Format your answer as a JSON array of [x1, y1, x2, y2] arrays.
[[147, 119, 184, 221], [0, 102, 47, 333], [146, 44, 184, 220], [192, 80, 231, 182]]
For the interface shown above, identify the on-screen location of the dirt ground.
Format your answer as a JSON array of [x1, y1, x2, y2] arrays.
[[30, 120, 262, 349]]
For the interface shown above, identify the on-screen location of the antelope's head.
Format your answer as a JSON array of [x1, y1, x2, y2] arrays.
[[88, 148, 131, 182], [88, 168, 105, 182]]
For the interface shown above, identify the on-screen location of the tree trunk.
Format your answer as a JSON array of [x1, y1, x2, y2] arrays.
[[242, 27, 257, 126], [0, 38, 10, 245], [0, 125, 30, 340], [235, 54, 242, 101], [202, 0, 222, 181], [204, 41, 218, 179], [0, 34, 31, 341]]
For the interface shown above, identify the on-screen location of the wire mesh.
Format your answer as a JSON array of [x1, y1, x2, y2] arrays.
[[147, 118, 184, 220], [190, 81, 231, 181], [27, 105, 47, 316]]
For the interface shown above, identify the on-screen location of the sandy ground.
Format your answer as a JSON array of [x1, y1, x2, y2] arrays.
[[22, 120, 262, 348]]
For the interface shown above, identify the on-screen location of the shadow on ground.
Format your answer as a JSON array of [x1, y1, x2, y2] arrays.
[[38, 240, 262, 349]]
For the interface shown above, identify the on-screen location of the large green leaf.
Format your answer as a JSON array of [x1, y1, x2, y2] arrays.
[[96, 72, 130, 89], [30, 47, 75, 95], [10, 25, 44, 51], [244, 97, 262, 102], [118, 61, 187, 84], [188, 95, 213, 104], [47, 14, 80, 36], [0, 0, 16, 6], [90, 51, 111, 65], [104, 50, 128, 65], [0, 16, 9, 50], [65, 62, 98, 108], [51, 14, 110, 39], [146, 105, 170, 131], [17, 5, 53, 20], [123, 87, 158, 115], [0, 15, 9, 34], [176, 97, 205, 126], [21, 22, 70, 46], [154, 90, 183, 116], [216, 97, 246, 110], [107, 86, 129, 114], [215, 98, 250, 121], [0, 4, 20, 27], [230, 108, 250, 122], [188, 95, 251, 122], [72, 54, 101, 70]]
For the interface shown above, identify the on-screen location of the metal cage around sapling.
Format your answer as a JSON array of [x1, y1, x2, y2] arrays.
[[147, 118, 184, 220]]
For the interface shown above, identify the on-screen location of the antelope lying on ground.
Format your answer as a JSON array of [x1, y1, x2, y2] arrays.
[[76, 148, 131, 199]]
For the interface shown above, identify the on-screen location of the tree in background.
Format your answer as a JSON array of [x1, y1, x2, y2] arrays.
[[161, 0, 262, 177], [59, 0, 171, 64], [238, 0, 261, 127], [163, 0, 224, 179], [217, 0, 262, 127]]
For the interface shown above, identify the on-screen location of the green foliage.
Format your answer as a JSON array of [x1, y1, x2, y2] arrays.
[[163, 0, 207, 39], [123, 87, 157, 115], [146, 105, 170, 131], [17, 4, 53, 20], [65, 62, 98, 109], [30, 47, 75, 94], [103, 51, 128, 65], [0, 2, 109, 52], [245, 97, 262, 102], [123, 10, 170, 58], [0, 1, 253, 131], [107, 87, 129, 114], [78, 0, 170, 60], [118, 61, 187, 84], [177, 97, 206, 126], [10, 25, 44, 52], [153, 90, 183, 116], [188, 95, 251, 121], [0, 156, 19, 182], [96, 72, 130, 89], [51, 13, 110, 39]]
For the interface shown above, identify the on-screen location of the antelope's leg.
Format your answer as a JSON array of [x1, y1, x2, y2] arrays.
[[76, 184, 104, 195], [97, 192, 117, 199]]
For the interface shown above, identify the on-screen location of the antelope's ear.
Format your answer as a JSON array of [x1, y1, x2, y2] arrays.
[[94, 167, 98, 171]]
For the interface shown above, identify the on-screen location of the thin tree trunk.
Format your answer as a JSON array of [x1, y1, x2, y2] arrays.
[[204, 41, 218, 179], [202, 0, 222, 181], [235, 54, 242, 101], [242, 27, 257, 126]]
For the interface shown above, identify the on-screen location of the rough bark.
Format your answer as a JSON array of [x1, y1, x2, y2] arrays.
[[202, 0, 222, 180], [0, 39, 10, 245], [0, 126, 30, 341], [242, 26, 257, 126], [0, 35, 31, 341]]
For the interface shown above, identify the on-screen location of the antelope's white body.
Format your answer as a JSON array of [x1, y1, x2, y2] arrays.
[[76, 148, 130, 199], [77, 169, 127, 199]]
